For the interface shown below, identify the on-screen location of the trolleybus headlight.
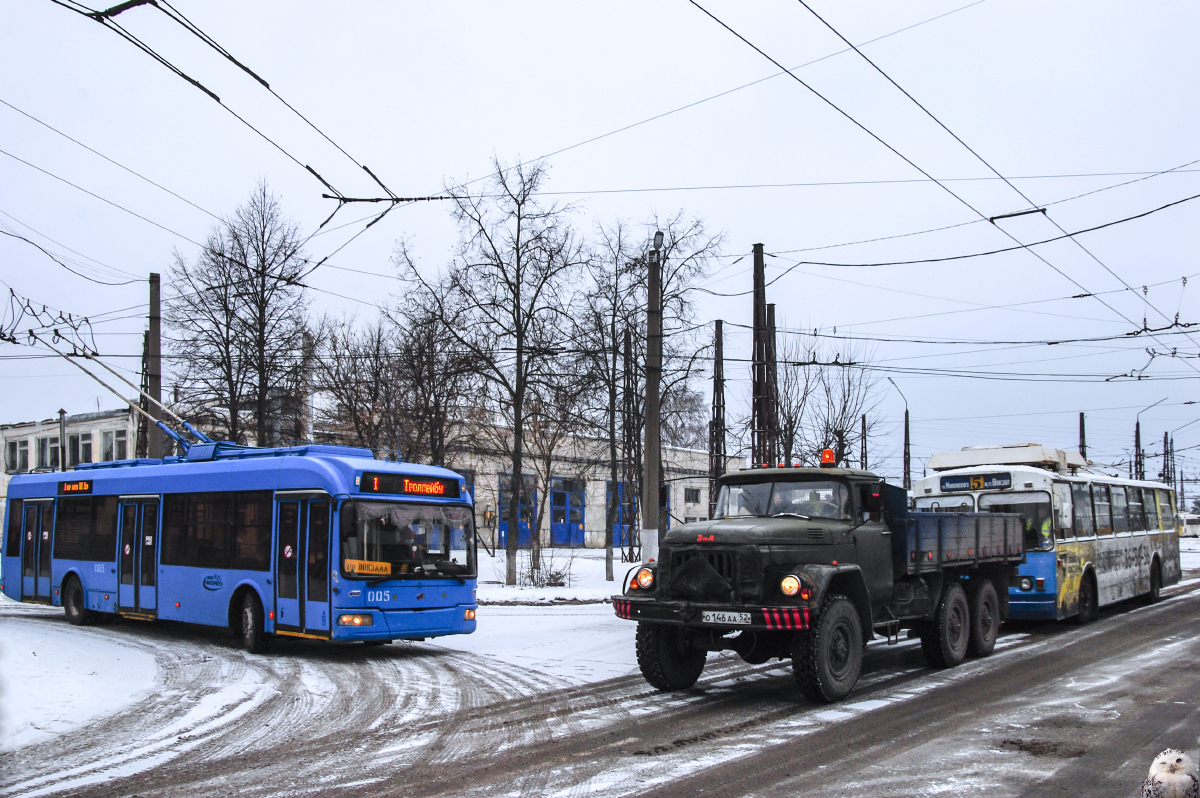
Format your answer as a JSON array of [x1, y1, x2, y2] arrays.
[[781, 575, 801, 596], [1019, 577, 1034, 592], [464, 609, 476, 621], [636, 568, 655, 589], [338, 614, 374, 627]]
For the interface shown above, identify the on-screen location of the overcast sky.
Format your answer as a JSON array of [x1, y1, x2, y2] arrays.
[[3, 1, 1199, 485]]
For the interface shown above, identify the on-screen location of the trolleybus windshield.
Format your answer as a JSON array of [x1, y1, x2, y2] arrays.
[[979, 492, 1053, 551], [340, 501, 475, 579], [715, 481, 851, 520]]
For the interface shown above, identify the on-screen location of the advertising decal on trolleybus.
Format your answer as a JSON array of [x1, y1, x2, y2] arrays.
[[0, 442, 478, 652], [913, 445, 1180, 622]]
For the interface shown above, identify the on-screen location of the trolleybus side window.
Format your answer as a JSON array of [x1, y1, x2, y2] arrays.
[[914, 496, 973, 513], [1143, 489, 1159, 531], [979, 492, 1053, 551], [1072, 484, 1095, 538], [163, 491, 273, 571], [1157, 489, 1176, 530], [1127, 488, 1146, 532], [53, 496, 118, 561], [1111, 487, 1130, 534], [1092, 485, 1113, 536], [5, 499, 22, 557]]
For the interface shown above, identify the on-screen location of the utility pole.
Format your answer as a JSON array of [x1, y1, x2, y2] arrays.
[[148, 272, 163, 458], [861, 414, 867, 470], [643, 232, 664, 563], [1163, 431, 1170, 482], [1079, 412, 1087, 460], [708, 319, 726, 519], [888, 377, 910, 490], [766, 303, 779, 465], [1134, 420, 1142, 480], [58, 408, 67, 471], [751, 243, 770, 466]]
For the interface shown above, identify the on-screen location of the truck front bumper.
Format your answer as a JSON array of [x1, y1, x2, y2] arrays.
[[612, 596, 810, 631]]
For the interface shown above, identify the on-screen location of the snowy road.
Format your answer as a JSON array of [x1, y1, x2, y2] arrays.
[[3, 568, 1200, 796]]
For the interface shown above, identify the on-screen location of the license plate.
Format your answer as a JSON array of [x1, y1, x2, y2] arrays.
[[702, 610, 751, 626]]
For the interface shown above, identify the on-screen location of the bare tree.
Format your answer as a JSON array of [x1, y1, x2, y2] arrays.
[[775, 335, 818, 465], [397, 159, 587, 585], [167, 181, 308, 444], [313, 315, 419, 459]]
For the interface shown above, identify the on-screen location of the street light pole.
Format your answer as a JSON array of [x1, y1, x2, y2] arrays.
[[888, 377, 910, 490], [643, 230, 664, 563]]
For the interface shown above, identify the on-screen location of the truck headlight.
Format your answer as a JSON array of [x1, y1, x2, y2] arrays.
[[781, 575, 801, 596], [636, 567, 655, 589]]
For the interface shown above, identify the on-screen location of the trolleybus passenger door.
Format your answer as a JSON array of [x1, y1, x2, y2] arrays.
[[139, 502, 159, 612], [304, 499, 331, 633], [275, 500, 306, 632], [118, 500, 160, 614], [21, 501, 52, 602]]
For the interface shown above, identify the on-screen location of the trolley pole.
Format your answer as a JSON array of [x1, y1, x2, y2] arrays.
[[148, 272, 163, 459], [643, 231, 664, 563]]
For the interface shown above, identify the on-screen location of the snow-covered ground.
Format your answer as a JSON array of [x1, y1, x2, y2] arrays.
[[0, 600, 157, 750], [475, 546, 632, 604], [1180, 536, 1200, 570]]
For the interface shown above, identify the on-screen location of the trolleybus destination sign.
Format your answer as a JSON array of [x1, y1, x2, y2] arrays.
[[57, 479, 93, 495], [359, 472, 462, 498], [939, 472, 1012, 492]]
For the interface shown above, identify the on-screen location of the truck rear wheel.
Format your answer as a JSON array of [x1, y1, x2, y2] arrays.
[[967, 579, 1000, 657], [793, 594, 863, 703], [921, 582, 969, 668], [636, 623, 706, 691]]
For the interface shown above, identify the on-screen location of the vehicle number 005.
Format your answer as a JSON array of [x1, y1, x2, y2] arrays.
[[366, 590, 392, 602]]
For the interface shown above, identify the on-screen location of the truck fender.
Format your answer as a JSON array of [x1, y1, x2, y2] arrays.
[[800, 563, 873, 641]]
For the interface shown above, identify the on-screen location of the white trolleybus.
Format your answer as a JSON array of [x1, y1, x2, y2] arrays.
[[912, 444, 1181, 622]]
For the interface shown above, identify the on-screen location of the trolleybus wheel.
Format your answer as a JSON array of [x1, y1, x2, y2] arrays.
[[63, 576, 94, 627], [240, 593, 269, 654], [636, 622, 706, 691], [793, 594, 863, 703], [1144, 560, 1162, 604], [921, 582, 969, 668], [966, 579, 1000, 657], [1074, 573, 1098, 624]]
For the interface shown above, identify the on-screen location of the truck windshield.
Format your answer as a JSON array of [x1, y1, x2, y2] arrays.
[[715, 481, 851, 520], [340, 500, 476, 579], [979, 492, 1053, 551]]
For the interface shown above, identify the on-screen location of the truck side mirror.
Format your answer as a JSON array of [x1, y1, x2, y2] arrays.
[[861, 483, 884, 512]]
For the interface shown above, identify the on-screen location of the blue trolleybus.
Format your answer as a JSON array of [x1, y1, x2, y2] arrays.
[[914, 460, 1181, 622], [1, 442, 477, 651]]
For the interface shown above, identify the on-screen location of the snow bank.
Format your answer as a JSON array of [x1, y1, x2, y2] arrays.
[[476, 547, 633, 604], [0, 597, 157, 750]]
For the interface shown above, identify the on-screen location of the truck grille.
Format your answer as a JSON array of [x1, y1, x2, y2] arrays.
[[672, 550, 735, 581]]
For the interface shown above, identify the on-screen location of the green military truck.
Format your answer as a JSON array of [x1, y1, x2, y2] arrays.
[[613, 462, 1025, 702]]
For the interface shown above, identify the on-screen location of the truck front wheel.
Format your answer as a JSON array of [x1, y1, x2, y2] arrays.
[[967, 579, 1000, 657], [793, 594, 863, 703], [921, 582, 970, 667], [636, 623, 706, 691]]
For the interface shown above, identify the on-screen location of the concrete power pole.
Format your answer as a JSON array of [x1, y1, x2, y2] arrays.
[[642, 232, 664, 563], [58, 408, 67, 471], [708, 319, 726, 519], [1079, 412, 1087, 460], [148, 273, 163, 458], [861, 414, 867, 470]]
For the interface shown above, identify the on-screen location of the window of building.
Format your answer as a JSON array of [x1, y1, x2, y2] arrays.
[[102, 429, 128, 462], [37, 436, 60, 470], [684, 487, 701, 505], [67, 433, 93, 466]]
